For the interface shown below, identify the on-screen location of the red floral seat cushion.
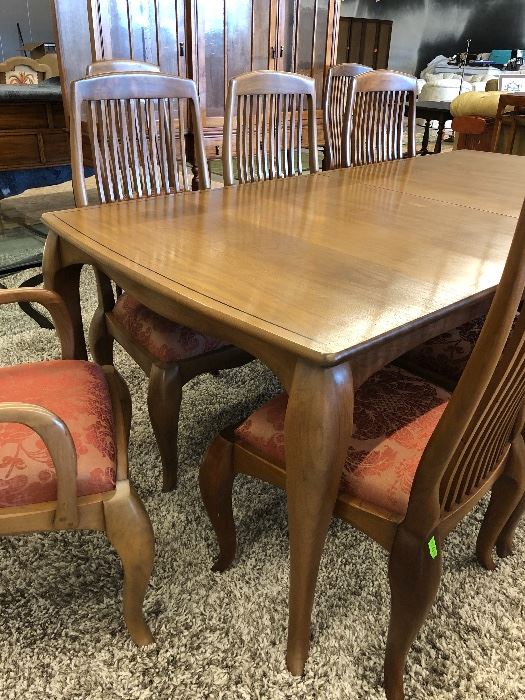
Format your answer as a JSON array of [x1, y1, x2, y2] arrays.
[[396, 316, 485, 387], [0, 361, 116, 508], [111, 293, 227, 363], [234, 365, 450, 517]]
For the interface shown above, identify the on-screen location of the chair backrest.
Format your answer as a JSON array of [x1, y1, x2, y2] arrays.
[[70, 71, 210, 207], [222, 70, 319, 186], [86, 60, 161, 77], [342, 70, 417, 167], [323, 63, 373, 171], [0, 56, 51, 85], [406, 194, 525, 534]]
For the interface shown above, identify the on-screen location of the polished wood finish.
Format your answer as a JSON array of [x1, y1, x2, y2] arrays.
[[323, 63, 372, 170], [70, 67, 249, 490], [223, 70, 318, 185], [42, 150, 525, 680], [337, 17, 392, 70], [52, 0, 341, 159], [0, 288, 154, 646], [199, 191, 525, 698], [343, 70, 417, 167], [86, 59, 161, 77], [0, 98, 68, 171]]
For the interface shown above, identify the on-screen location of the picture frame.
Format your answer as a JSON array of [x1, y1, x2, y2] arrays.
[[498, 74, 525, 93]]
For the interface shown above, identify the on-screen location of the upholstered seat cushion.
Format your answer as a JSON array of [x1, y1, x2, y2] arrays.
[[397, 316, 485, 388], [111, 293, 227, 363], [0, 360, 116, 508], [234, 365, 450, 517]]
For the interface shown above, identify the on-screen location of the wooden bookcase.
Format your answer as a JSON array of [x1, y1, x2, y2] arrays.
[[336, 17, 392, 70]]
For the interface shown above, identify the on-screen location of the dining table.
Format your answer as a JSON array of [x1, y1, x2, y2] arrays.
[[41, 149, 525, 676]]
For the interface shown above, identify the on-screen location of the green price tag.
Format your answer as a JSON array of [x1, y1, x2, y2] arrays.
[[428, 536, 438, 559]]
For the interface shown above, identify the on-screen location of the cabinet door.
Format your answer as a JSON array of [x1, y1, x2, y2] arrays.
[[276, 0, 333, 109], [195, 0, 274, 127], [89, 0, 187, 76]]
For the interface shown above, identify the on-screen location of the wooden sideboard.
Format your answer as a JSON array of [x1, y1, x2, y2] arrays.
[[53, 0, 341, 160], [0, 85, 69, 171], [336, 16, 392, 70]]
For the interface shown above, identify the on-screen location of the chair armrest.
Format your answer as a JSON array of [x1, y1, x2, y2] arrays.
[[0, 288, 74, 359], [0, 402, 78, 528]]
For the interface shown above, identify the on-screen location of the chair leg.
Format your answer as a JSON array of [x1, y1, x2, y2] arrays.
[[89, 307, 114, 365], [384, 527, 443, 700], [199, 436, 236, 572], [477, 436, 525, 569], [497, 491, 525, 558], [103, 481, 154, 646], [147, 364, 183, 492]]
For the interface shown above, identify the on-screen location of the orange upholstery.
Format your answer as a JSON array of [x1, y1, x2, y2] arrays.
[[111, 293, 227, 363], [235, 365, 450, 516], [397, 316, 485, 386], [0, 361, 116, 507]]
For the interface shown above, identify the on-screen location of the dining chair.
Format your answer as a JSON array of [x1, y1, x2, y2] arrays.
[[342, 70, 417, 168], [70, 68, 250, 491], [322, 63, 372, 171], [0, 286, 154, 645], [222, 70, 318, 186], [199, 197, 525, 698]]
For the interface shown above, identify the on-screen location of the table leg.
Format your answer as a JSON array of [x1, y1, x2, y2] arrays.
[[42, 231, 88, 360], [434, 116, 447, 154], [420, 118, 431, 156], [284, 358, 354, 675]]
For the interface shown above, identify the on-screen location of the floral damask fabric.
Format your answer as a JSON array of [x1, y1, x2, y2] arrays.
[[0, 361, 116, 508], [397, 316, 486, 387], [234, 365, 450, 517], [111, 293, 227, 363]]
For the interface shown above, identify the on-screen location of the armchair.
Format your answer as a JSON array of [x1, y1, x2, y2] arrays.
[[0, 287, 154, 646]]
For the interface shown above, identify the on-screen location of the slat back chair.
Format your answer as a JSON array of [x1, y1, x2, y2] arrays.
[[223, 70, 319, 186], [199, 197, 525, 698], [70, 70, 210, 208], [323, 63, 373, 171], [70, 69, 249, 492], [86, 59, 161, 76], [342, 70, 417, 167]]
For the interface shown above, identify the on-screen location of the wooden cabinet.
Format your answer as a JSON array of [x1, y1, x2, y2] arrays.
[[337, 17, 392, 70], [53, 0, 340, 159]]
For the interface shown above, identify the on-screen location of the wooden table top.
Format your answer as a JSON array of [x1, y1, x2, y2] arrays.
[[43, 150, 525, 366]]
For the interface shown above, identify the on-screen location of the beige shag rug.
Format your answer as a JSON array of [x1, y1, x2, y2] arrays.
[[0, 268, 523, 700]]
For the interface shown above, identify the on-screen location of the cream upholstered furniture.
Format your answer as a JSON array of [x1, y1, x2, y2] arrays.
[[222, 70, 318, 186], [200, 194, 525, 699], [342, 70, 417, 167], [0, 287, 154, 645], [0, 56, 51, 85], [70, 65, 250, 492], [323, 63, 372, 171]]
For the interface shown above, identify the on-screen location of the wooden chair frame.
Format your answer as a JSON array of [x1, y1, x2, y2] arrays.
[[199, 198, 525, 697], [70, 66, 250, 491], [0, 287, 154, 645], [342, 70, 417, 168], [222, 70, 319, 186], [323, 63, 373, 171]]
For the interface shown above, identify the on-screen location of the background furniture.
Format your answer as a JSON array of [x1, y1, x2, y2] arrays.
[[342, 70, 416, 167], [450, 91, 525, 154], [223, 70, 318, 185], [0, 286, 154, 646], [70, 67, 250, 491], [52, 0, 341, 169], [323, 62, 372, 170], [42, 149, 525, 684], [336, 16, 392, 69], [0, 56, 51, 85], [414, 101, 453, 155]]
